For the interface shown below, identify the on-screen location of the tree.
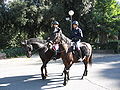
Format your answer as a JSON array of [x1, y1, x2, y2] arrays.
[[43, 0, 95, 36], [1, 0, 120, 50], [92, 0, 120, 43], [0, 0, 50, 49]]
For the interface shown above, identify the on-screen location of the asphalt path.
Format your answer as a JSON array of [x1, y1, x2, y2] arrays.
[[0, 54, 120, 90]]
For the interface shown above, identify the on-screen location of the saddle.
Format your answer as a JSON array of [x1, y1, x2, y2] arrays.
[[71, 42, 82, 59], [71, 42, 89, 59]]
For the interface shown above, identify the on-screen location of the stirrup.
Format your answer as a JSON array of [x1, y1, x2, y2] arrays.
[[78, 58, 83, 62], [53, 57, 56, 60], [51, 56, 57, 60]]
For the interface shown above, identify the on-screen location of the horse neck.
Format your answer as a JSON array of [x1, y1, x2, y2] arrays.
[[61, 33, 71, 45], [31, 42, 47, 50], [59, 43, 69, 53], [28, 38, 46, 44]]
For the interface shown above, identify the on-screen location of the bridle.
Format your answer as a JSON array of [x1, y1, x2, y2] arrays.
[[48, 33, 68, 53]]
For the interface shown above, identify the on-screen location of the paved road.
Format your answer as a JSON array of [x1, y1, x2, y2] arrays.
[[0, 54, 120, 90]]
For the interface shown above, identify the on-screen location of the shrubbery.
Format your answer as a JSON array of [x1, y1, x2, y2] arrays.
[[0, 0, 120, 58], [1, 47, 26, 58]]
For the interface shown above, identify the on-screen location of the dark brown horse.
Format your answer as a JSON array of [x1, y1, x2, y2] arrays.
[[21, 38, 60, 80], [49, 32, 92, 86]]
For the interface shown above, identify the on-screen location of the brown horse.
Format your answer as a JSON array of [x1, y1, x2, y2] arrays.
[[21, 38, 61, 80], [49, 32, 92, 86]]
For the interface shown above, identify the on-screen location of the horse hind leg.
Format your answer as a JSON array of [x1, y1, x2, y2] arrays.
[[81, 62, 88, 79]]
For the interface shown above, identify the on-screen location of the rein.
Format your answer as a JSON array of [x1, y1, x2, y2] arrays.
[[30, 43, 48, 55], [31, 47, 40, 55], [58, 49, 66, 53]]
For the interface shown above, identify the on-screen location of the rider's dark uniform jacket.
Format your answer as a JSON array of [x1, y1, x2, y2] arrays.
[[70, 27, 83, 42], [47, 27, 62, 42]]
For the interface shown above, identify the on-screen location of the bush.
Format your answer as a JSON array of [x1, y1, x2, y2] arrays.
[[92, 41, 120, 53], [108, 41, 119, 53], [92, 43, 108, 50], [1, 47, 26, 58]]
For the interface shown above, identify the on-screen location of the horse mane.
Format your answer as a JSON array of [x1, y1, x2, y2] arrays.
[[22, 38, 48, 50], [27, 38, 47, 44], [61, 33, 71, 45]]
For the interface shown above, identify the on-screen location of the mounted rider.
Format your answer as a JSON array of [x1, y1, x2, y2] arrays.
[[51, 21, 62, 34], [50, 21, 62, 60], [70, 21, 83, 61]]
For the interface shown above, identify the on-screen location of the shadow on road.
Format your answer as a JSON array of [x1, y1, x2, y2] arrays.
[[93, 54, 120, 64], [0, 72, 85, 90], [100, 62, 120, 79], [93, 54, 120, 88], [0, 73, 64, 90], [0, 54, 120, 90]]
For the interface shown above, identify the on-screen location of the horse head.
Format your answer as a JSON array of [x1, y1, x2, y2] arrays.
[[21, 40, 33, 58], [48, 31, 72, 53], [21, 38, 48, 58], [46, 40, 53, 50]]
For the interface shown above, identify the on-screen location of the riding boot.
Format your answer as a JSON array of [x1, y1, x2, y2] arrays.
[[77, 49, 83, 62], [71, 46, 74, 52]]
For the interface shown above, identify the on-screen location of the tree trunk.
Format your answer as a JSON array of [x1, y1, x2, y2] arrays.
[[99, 32, 108, 44], [118, 30, 120, 40]]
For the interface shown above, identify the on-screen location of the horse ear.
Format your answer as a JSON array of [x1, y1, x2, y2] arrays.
[[21, 41, 25, 45], [21, 40, 27, 45]]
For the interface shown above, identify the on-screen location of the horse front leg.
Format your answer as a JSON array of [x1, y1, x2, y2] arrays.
[[63, 69, 67, 86], [63, 66, 71, 86], [66, 62, 73, 80], [41, 60, 50, 80], [45, 67, 48, 77], [66, 69, 70, 80]]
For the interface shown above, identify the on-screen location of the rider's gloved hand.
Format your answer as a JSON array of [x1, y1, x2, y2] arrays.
[[72, 38, 79, 42]]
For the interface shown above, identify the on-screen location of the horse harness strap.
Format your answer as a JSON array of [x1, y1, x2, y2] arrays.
[[58, 49, 66, 53], [31, 47, 40, 55]]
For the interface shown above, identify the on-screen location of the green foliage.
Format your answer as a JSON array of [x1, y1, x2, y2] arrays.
[[8, 1, 49, 37], [0, 0, 50, 49], [1, 47, 26, 58], [43, 0, 95, 36], [91, 0, 120, 43], [0, 0, 120, 55]]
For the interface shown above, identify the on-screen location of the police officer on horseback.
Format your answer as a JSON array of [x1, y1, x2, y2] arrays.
[[70, 21, 83, 61]]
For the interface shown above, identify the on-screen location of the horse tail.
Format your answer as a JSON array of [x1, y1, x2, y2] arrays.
[[89, 53, 92, 66]]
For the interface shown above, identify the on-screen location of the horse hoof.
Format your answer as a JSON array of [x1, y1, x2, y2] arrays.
[[67, 78, 70, 80], [63, 83, 66, 86], [61, 73, 63, 76], [80, 77, 84, 80], [42, 76, 46, 80], [45, 74, 48, 77]]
